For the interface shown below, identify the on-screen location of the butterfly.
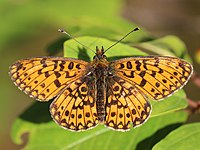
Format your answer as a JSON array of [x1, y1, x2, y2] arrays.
[[9, 29, 193, 131]]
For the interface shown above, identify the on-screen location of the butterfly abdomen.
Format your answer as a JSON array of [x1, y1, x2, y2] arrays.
[[94, 64, 107, 123]]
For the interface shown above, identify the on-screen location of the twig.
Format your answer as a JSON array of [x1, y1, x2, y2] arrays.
[[186, 98, 200, 114], [191, 71, 200, 88]]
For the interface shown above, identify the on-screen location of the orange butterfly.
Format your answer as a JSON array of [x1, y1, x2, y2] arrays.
[[9, 28, 193, 131]]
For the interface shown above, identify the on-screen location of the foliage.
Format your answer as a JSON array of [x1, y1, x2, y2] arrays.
[[12, 110, 188, 150], [153, 123, 200, 150], [12, 36, 195, 150], [7, 0, 197, 149]]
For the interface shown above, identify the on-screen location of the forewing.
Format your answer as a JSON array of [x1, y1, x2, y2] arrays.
[[9, 57, 88, 101], [111, 56, 193, 100], [105, 76, 151, 131], [50, 77, 98, 131]]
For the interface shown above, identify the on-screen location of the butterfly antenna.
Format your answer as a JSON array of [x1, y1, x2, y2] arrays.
[[104, 27, 140, 54], [58, 29, 96, 53]]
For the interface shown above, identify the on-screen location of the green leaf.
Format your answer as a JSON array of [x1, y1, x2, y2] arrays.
[[63, 35, 192, 62], [151, 90, 187, 117], [63, 36, 147, 61], [153, 123, 200, 150], [12, 109, 188, 150], [133, 35, 192, 62]]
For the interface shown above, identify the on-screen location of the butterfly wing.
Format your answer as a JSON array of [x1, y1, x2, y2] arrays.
[[105, 76, 151, 131], [9, 57, 89, 101], [50, 76, 98, 131], [111, 56, 193, 100]]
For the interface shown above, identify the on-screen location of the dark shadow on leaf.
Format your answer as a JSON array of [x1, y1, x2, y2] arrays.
[[19, 101, 52, 123], [139, 36, 155, 43], [77, 46, 91, 61], [136, 123, 183, 150], [46, 37, 69, 56]]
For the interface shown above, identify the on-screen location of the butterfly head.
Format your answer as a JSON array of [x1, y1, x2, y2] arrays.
[[93, 46, 107, 62]]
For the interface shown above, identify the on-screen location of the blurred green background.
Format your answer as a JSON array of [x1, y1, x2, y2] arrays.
[[1, 0, 200, 149]]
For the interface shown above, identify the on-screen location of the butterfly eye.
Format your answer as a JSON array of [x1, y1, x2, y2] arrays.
[[93, 56, 96, 60], [102, 55, 107, 59]]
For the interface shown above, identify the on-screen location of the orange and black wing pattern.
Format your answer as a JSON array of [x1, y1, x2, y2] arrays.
[[9, 57, 88, 101], [111, 56, 193, 100], [50, 77, 99, 131], [105, 76, 151, 131]]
